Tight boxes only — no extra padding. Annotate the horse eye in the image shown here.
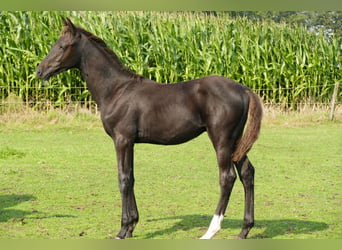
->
[59,45,65,50]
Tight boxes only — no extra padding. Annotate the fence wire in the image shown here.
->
[0,83,340,113]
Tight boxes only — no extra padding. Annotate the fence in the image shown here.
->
[0,85,97,114]
[329,82,340,120]
[1,82,340,118]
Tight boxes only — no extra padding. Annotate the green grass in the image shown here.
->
[0,111,341,239]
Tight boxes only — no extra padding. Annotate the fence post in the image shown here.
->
[329,82,340,121]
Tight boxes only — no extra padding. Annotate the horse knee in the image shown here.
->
[228,169,237,183]
[118,174,135,193]
[237,159,254,184]
[220,167,236,188]
[242,164,254,180]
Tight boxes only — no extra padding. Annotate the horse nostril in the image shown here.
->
[36,69,42,77]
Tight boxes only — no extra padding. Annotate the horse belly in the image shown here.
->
[137,110,205,145]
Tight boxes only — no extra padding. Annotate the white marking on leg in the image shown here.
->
[200,214,224,239]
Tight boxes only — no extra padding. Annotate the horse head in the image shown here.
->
[36,18,82,80]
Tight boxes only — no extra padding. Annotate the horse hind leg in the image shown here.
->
[235,155,255,239]
[200,143,237,239]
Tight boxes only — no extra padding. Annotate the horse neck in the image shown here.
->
[78,37,134,108]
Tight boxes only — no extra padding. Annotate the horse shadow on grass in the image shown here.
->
[143,214,329,239]
[0,194,74,223]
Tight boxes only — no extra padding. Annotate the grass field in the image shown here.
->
[0,110,341,239]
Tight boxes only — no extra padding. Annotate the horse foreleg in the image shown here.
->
[114,137,139,239]
[201,145,236,239]
[235,156,254,239]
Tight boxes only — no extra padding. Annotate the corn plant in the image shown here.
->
[0,11,340,110]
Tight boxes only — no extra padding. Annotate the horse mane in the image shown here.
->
[76,27,143,80]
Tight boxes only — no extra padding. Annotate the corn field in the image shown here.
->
[0,11,341,111]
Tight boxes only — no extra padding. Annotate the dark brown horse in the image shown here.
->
[36,18,262,239]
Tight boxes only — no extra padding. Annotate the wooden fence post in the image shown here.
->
[329,82,340,121]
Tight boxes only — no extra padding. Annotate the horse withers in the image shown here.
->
[36,18,262,239]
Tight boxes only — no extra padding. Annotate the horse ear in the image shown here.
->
[62,17,77,36]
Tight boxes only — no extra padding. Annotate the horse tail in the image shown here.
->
[232,90,263,162]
